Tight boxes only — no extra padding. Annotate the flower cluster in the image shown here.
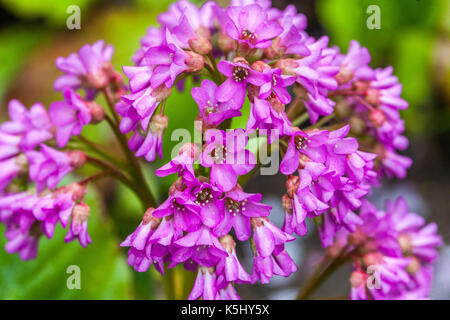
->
[336,198,442,300]
[0,0,441,301]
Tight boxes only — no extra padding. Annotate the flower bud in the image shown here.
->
[282,194,293,213]
[406,257,421,275]
[348,228,368,247]
[362,252,383,267]
[350,270,367,288]
[179,142,200,161]
[251,61,271,73]
[169,178,187,195]
[189,27,212,55]
[185,51,204,72]
[72,203,90,227]
[68,150,87,168]
[285,175,299,197]
[335,66,354,85]
[276,58,299,76]
[149,114,168,134]
[365,88,381,105]
[66,182,87,201]
[264,38,285,60]
[219,234,236,253]
[398,234,413,255]
[86,101,105,123]
[152,85,172,102]
[142,207,161,229]
[369,109,386,127]
[86,65,110,89]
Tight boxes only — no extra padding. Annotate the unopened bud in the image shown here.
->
[285,175,299,197]
[219,234,236,253]
[335,66,354,85]
[232,56,249,66]
[149,114,168,134]
[72,203,90,227]
[185,51,204,72]
[68,150,87,168]
[251,61,271,72]
[365,88,381,106]
[350,270,367,288]
[67,182,87,201]
[362,252,383,267]
[264,38,285,60]
[282,194,293,213]
[169,178,187,195]
[87,67,109,89]
[179,142,199,161]
[189,28,212,55]
[369,109,386,127]
[347,228,368,247]
[152,85,172,102]
[406,257,421,275]
[276,59,299,76]
[398,234,413,255]
[86,101,105,123]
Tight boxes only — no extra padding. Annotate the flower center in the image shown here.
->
[240,29,257,44]
[211,145,228,164]
[171,199,185,212]
[232,66,249,82]
[226,198,247,216]
[204,100,219,116]
[195,188,213,206]
[294,135,309,150]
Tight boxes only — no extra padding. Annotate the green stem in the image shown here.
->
[102,89,156,209]
[296,245,352,300]
[292,112,310,127]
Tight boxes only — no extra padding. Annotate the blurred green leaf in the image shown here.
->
[1,0,95,26]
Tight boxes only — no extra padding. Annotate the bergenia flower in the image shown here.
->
[48,89,93,147]
[224,4,283,49]
[216,59,265,107]
[192,79,242,128]
[54,40,114,99]
[26,145,86,192]
[201,129,255,192]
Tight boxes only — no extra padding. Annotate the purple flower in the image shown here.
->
[172,225,228,267]
[64,203,92,247]
[257,67,296,104]
[156,143,199,183]
[49,89,92,147]
[192,79,242,128]
[377,145,412,179]
[216,234,251,284]
[251,244,297,284]
[0,156,25,193]
[144,29,188,88]
[224,4,283,49]
[201,129,255,192]
[213,186,272,241]
[26,145,85,192]
[54,40,114,99]
[189,267,219,300]
[0,100,53,160]
[246,97,293,143]
[216,59,265,107]
[334,40,374,85]
[128,114,168,162]
[133,27,164,66]
[152,187,202,233]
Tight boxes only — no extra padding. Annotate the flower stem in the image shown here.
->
[102,89,156,209]
[296,246,351,300]
[292,112,310,127]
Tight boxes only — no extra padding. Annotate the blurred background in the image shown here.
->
[0,0,449,299]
